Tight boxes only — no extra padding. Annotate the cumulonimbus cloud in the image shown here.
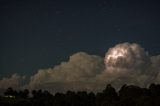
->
[0,43,160,93]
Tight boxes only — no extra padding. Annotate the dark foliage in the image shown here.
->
[0,84,160,106]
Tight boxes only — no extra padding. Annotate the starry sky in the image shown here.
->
[0,0,160,78]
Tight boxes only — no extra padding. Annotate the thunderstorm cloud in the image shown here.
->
[1,43,160,93]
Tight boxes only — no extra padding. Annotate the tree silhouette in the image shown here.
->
[149,83,160,96]
[1,84,160,106]
[4,87,17,97]
[119,84,143,97]
[18,89,29,99]
[96,84,118,106]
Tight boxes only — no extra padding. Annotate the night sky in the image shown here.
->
[1,0,160,78]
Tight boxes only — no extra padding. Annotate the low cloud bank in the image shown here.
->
[0,74,25,89]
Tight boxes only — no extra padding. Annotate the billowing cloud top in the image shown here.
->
[28,52,105,92]
[105,43,151,70]
[0,43,160,93]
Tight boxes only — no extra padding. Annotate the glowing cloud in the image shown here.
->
[105,43,151,69]
[1,42,160,93]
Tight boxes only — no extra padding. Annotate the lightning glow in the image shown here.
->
[105,47,128,66]
[107,48,127,60]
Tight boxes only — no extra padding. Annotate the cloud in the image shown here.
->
[96,43,159,88]
[27,43,160,92]
[0,74,25,89]
[27,52,105,93]
[1,42,160,93]
[105,43,151,70]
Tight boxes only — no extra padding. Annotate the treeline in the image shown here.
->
[0,84,160,106]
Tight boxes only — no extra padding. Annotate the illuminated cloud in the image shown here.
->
[27,52,105,92]
[0,74,25,89]
[97,43,159,88]
[27,43,160,92]
[105,43,151,70]
[1,43,160,93]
